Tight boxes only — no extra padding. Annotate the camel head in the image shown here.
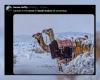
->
[32,33,43,43]
[75,39,81,47]
[42,28,53,36]
[32,32,50,52]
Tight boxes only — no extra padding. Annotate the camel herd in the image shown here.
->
[32,28,94,72]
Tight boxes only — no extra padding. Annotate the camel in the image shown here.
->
[74,39,82,57]
[42,28,74,65]
[73,35,94,57]
[80,35,93,53]
[32,32,63,72]
[32,32,50,52]
[42,28,67,72]
[42,28,73,60]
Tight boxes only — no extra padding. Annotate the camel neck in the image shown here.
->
[49,31,55,42]
[50,37,55,42]
[37,37,50,52]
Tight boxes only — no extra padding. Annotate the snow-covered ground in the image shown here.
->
[13,35,59,74]
[13,32,94,74]
[0,32,98,80]
[13,41,62,74]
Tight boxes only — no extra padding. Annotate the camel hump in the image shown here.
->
[57,39,72,47]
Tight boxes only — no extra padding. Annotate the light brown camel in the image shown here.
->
[32,32,50,52]
[32,32,63,72]
[73,35,94,58]
[74,39,82,57]
[71,36,89,58]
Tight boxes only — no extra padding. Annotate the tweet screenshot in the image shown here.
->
[5,5,95,75]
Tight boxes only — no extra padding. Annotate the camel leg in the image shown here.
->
[89,44,92,51]
[83,45,85,53]
[67,58,70,62]
[72,52,74,59]
[72,49,75,59]
[72,48,76,58]
[59,63,63,72]
[75,47,78,57]
[81,47,83,53]
[89,44,92,52]
[85,45,87,52]
[57,59,63,72]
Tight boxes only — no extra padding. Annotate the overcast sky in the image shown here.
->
[14,14,94,36]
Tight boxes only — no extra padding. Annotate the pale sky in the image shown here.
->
[14,14,94,36]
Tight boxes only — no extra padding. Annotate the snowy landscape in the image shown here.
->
[13,32,94,74]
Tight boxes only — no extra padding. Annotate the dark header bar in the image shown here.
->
[5,5,95,15]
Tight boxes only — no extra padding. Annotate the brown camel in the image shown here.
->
[42,28,67,72]
[42,28,69,60]
[32,32,50,52]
